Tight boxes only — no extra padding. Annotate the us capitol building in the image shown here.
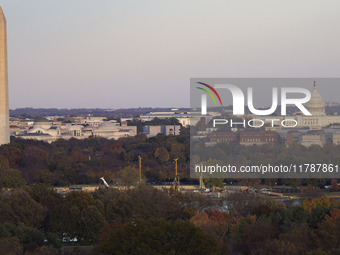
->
[249,83,340,130]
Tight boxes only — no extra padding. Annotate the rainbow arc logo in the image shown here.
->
[196,82,223,106]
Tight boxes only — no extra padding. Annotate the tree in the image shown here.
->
[0,155,9,169]
[170,143,184,159]
[190,210,231,243]
[97,219,170,255]
[31,246,61,255]
[79,205,105,244]
[127,185,184,221]
[302,197,331,213]
[116,166,139,187]
[330,179,339,192]
[0,189,46,228]
[154,147,170,162]
[0,237,23,255]
[48,191,105,244]
[25,184,62,209]
[169,219,219,255]
[97,219,219,255]
[312,208,340,251]
[0,169,26,188]
[205,178,224,189]
[251,239,299,255]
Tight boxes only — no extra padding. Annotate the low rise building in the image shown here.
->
[239,131,279,146]
[300,131,326,147]
[143,125,181,138]
[209,131,237,143]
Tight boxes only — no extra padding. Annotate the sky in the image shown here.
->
[1,0,340,109]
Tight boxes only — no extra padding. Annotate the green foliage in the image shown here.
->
[48,191,105,244]
[154,147,170,162]
[116,166,139,187]
[0,168,26,188]
[95,185,185,225]
[205,178,224,188]
[0,135,339,254]
[0,223,45,253]
[25,184,62,209]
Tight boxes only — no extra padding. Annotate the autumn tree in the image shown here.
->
[0,189,46,228]
[302,197,331,213]
[312,208,340,251]
[330,179,339,192]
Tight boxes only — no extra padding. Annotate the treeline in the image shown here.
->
[9,107,187,118]
[193,140,340,187]
[0,185,339,254]
[0,130,339,188]
[0,130,189,186]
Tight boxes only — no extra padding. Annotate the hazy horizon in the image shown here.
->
[1,0,340,109]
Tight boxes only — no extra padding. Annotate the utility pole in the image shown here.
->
[138,155,142,184]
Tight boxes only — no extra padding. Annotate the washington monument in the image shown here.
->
[0,7,9,145]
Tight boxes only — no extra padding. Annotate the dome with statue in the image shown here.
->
[306,82,325,116]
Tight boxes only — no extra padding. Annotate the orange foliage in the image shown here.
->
[302,196,331,213]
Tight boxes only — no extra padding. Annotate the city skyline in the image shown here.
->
[1,0,340,109]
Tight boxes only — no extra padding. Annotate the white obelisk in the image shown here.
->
[0,7,9,145]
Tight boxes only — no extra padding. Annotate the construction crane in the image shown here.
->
[100,177,109,188]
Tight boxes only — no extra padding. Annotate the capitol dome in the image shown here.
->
[306,83,325,116]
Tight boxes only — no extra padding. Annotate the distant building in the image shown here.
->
[239,131,279,146]
[240,83,340,130]
[86,120,137,139]
[300,131,326,147]
[140,110,201,127]
[16,119,137,143]
[207,130,279,146]
[209,131,237,143]
[143,125,181,138]
[83,116,107,127]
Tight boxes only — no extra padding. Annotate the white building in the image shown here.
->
[83,120,137,139]
[140,111,201,127]
[300,132,327,147]
[16,119,137,143]
[245,83,340,130]
[143,125,181,138]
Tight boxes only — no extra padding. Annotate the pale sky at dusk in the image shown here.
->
[1,0,340,109]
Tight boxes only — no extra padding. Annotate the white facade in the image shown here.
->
[300,133,326,147]
[143,125,181,138]
[16,119,137,143]
[140,111,201,127]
